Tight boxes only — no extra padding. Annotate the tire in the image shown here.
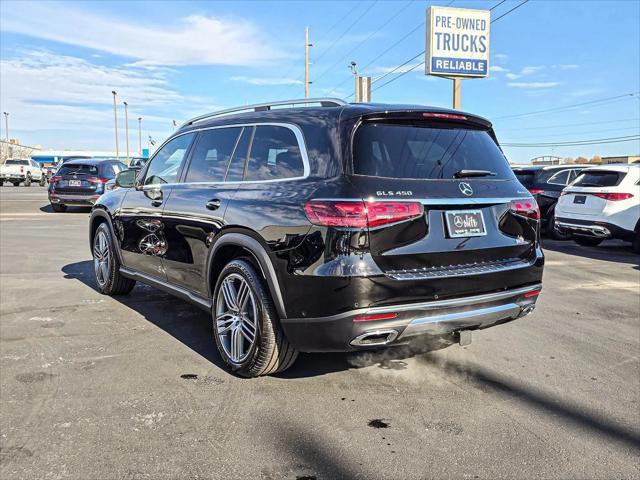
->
[51,203,67,213]
[212,259,298,377]
[573,236,603,247]
[632,232,640,254]
[547,210,570,240]
[93,223,136,295]
[39,176,46,187]
[12,182,20,187]
[0,181,3,186]
[24,174,31,187]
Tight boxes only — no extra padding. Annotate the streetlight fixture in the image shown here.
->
[123,101,130,163]
[2,112,8,142]
[137,117,142,156]
[111,91,119,157]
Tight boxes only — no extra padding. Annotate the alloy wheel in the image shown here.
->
[93,231,110,287]
[215,273,258,364]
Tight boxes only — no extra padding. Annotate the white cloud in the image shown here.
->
[508,82,561,89]
[1,3,285,66]
[551,64,579,69]
[230,76,303,86]
[506,66,544,80]
[494,53,509,61]
[490,65,509,73]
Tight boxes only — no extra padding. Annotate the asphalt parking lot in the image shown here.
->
[1,185,638,480]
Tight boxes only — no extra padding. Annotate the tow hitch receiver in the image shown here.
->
[456,330,472,347]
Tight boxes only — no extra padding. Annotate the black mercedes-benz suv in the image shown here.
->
[89,99,544,377]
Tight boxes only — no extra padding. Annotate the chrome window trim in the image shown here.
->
[153,122,311,185]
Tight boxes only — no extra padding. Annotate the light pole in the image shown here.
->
[123,101,130,163]
[3,112,9,141]
[111,91,119,157]
[137,117,142,156]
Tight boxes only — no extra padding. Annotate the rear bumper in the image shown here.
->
[281,283,542,352]
[555,217,635,241]
[49,193,101,206]
[0,174,26,181]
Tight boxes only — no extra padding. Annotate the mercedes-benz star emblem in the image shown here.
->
[459,182,473,196]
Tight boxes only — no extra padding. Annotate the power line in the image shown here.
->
[490,0,507,11]
[356,0,529,98]
[370,61,424,95]
[492,92,640,120]
[316,0,414,88]
[496,117,640,132]
[501,135,640,147]
[502,125,640,140]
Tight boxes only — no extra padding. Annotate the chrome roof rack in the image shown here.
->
[180,98,348,129]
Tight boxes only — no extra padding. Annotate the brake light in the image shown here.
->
[353,313,398,322]
[591,192,633,201]
[303,200,423,228]
[510,198,540,220]
[422,112,467,120]
[88,177,108,184]
[50,176,62,182]
[20,166,24,173]
[528,189,544,195]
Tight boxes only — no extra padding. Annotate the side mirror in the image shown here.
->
[115,169,137,188]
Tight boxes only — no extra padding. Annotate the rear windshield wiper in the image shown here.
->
[453,169,496,178]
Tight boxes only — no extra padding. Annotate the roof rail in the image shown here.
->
[180,98,348,129]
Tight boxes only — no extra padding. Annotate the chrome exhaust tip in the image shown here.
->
[520,304,536,317]
[350,329,399,347]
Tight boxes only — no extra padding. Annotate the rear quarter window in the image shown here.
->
[244,125,305,181]
[573,170,624,187]
[352,122,513,180]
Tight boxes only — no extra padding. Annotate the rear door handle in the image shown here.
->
[206,199,221,210]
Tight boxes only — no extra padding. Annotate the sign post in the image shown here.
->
[426,6,491,109]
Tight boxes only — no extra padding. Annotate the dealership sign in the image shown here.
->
[426,6,490,77]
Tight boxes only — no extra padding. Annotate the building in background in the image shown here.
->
[531,156,562,165]
[30,150,132,167]
[1,140,40,162]
[600,155,640,164]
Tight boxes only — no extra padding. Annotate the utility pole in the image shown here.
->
[452,78,461,110]
[2,112,8,141]
[111,91,119,158]
[138,117,142,156]
[304,27,312,99]
[123,101,130,163]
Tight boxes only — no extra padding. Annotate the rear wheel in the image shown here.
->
[0,180,3,186]
[12,182,20,187]
[547,210,570,240]
[51,203,66,213]
[632,232,640,254]
[24,174,31,187]
[213,259,298,377]
[93,223,135,295]
[39,175,46,186]
[573,236,603,247]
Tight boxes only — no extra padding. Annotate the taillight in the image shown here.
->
[303,200,423,228]
[528,189,544,195]
[20,166,24,173]
[50,176,62,182]
[591,192,633,201]
[88,177,108,184]
[510,197,540,220]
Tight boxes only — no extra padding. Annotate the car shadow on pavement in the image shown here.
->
[61,260,454,379]
[420,354,640,451]
[61,260,228,371]
[542,239,639,265]
[40,204,92,214]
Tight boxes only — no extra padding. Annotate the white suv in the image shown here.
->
[555,164,640,252]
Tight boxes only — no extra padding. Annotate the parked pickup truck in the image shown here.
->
[0,159,46,186]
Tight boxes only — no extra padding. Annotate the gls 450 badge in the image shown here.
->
[376,190,413,197]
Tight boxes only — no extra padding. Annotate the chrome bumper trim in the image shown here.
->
[555,221,610,238]
[385,257,533,281]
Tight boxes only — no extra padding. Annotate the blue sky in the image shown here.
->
[0,0,638,163]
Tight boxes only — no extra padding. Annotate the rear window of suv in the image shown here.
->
[573,170,624,187]
[513,170,535,187]
[57,164,98,175]
[353,122,513,180]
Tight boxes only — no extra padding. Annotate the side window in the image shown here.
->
[569,169,581,183]
[547,170,570,185]
[144,133,195,185]
[185,127,242,183]
[225,127,252,182]
[245,125,304,181]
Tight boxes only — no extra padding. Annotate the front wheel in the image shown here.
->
[573,236,603,247]
[93,223,136,295]
[213,259,298,377]
[24,174,31,187]
[39,176,46,186]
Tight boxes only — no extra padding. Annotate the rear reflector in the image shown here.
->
[524,289,541,298]
[304,200,423,228]
[422,112,468,120]
[510,197,540,220]
[591,192,633,201]
[353,313,398,322]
